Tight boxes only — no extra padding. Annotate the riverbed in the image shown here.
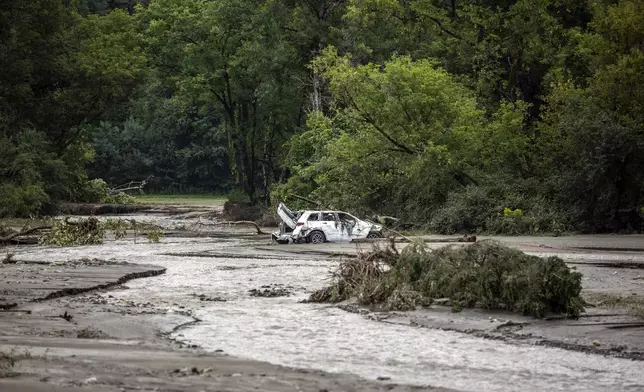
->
[9,215,644,392]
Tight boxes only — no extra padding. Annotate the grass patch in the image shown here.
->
[310,240,585,318]
[133,194,227,205]
[584,292,644,319]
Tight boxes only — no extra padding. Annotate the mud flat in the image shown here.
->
[0,258,448,392]
[3,213,644,391]
[57,201,221,217]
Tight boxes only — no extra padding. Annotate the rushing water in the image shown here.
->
[11,219,644,392]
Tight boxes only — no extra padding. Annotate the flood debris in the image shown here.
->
[272,202,384,244]
[309,240,585,318]
[249,285,294,297]
[190,293,227,302]
[172,367,209,377]
[2,253,16,264]
[108,176,151,196]
[50,258,124,268]
[59,311,73,322]
[0,348,23,378]
[194,219,267,235]
[0,225,52,245]
[0,217,166,247]
[76,327,112,339]
[40,218,104,246]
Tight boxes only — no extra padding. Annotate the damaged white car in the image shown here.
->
[272,203,384,244]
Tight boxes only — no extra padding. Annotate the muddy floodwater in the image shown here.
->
[10,215,644,392]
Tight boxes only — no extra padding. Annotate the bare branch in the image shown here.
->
[196,220,267,235]
[0,226,51,245]
[425,15,473,44]
[343,90,416,154]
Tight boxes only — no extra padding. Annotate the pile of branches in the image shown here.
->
[1,218,164,247]
[310,240,584,318]
[40,218,164,246]
[40,218,105,246]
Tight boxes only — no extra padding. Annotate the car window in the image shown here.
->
[322,212,336,222]
[338,213,355,222]
[307,212,320,221]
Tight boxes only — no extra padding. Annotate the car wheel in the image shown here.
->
[309,231,326,244]
[367,232,383,239]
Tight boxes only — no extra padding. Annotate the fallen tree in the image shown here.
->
[40,218,106,246]
[194,219,267,235]
[0,226,52,245]
[310,240,584,318]
[1,218,165,247]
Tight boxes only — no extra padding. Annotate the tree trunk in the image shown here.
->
[234,101,257,205]
[312,70,322,112]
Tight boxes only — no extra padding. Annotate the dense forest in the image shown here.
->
[1,0,642,233]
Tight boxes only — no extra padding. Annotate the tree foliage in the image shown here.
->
[1,0,642,233]
[310,241,585,318]
[278,0,644,233]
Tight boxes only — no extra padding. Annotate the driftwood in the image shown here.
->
[423,235,477,243]
[196,219,267,235]
[0,226,51,245]
[108,175,152,195]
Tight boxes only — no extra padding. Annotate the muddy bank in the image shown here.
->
[0,257,448,392]
[57,202,219,216]
[5,216,644,391]
[0,260,166,309]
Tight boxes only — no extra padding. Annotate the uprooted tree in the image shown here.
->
[310,241,585,318]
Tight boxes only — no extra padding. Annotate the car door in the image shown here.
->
[320,212,342,242]
[338,212,373,239]
[304,211,322,233]
[337,212,359,239]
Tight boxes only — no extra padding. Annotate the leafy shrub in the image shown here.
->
[429,183,573,235]
[79,178,137,204]
[429,185,498,234]
[485,208,531,235]
[146,228,164,243]
[102,191,136,204]
[310,241,584,318]
[0,183,48,218]
[81,179,110,203]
